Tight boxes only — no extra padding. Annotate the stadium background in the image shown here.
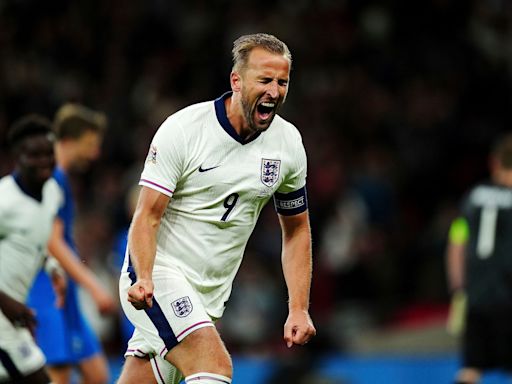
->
[1,0,512,382]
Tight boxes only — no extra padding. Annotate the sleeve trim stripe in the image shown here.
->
[139,179,174,196]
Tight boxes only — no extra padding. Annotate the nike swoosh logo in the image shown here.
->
[198,165,220,172]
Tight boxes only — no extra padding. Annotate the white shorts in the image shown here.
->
[119,266,214,382]
[0,313,46,381]
[125,329,184,384]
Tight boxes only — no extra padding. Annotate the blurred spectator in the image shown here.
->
[1,0,512,362]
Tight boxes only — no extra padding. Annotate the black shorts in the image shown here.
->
[463,306,512,370]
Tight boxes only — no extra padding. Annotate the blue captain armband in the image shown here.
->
[273,186,308,216]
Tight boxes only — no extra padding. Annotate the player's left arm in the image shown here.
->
[445,216,469,335]
[446,216,469,293]
[279,210,316,348]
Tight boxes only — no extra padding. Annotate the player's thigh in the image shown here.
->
[117,356,157,384]
[165,326,232,378]
[0,367,51,384]
[78,353,110,384]
[22,368,52,384]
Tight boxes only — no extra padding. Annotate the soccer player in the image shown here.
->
[0,115,63,383]
[446,133,512,384]
[117,33,316,384]
[27,104,116,384]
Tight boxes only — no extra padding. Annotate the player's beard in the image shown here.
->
[240,88,277,135]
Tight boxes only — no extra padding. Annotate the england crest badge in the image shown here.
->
[261,158,281,187]
[171,296,193,318]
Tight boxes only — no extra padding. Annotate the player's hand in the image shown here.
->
[127,278,154,310]
[447,289,467,336]
[50,269,67,308]
[283,309,316,348]
[91,286,118,315]
[0,292,37,336]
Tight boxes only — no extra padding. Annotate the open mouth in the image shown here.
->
[256,101,276,121]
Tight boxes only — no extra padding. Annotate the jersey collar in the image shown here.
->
[12,171,43,202]
[214,92,263,145]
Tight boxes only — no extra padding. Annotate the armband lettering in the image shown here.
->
[273,186,308,216]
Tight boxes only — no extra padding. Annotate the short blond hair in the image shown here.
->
[54,103,107,139]
[232,33,292,73]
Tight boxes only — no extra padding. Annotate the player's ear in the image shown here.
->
[230,71,241,92]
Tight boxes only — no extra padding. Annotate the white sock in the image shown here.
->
[185,372,232,383]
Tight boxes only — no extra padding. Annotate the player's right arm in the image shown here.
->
[48,218,117,314]
[127,186,170,310]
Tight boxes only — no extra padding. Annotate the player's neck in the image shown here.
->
[224,95,256,141]
[54,142,72,173]
[13,170,43,200]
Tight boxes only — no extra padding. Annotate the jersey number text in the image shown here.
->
[221,193,239,221]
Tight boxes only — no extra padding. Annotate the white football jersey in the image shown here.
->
[0,175,62,304]
[133,92,308,318]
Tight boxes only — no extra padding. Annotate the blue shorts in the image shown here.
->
[27,270,102,365]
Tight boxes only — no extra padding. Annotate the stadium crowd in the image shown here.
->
[1,0,512,364]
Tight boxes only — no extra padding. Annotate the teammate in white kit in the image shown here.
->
[0,115,63,383]
[118,33,316,384]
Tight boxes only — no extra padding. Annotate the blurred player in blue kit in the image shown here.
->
[118,33,316,384]
[27,104,116,384]
[0,115,64,383]
[446,134,512,384]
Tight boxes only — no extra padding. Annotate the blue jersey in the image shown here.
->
[53,167,76,249]
[27,167,101,365]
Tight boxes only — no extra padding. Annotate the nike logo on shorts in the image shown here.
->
[198,165,220,172]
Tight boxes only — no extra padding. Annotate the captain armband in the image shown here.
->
[273,186,308,216]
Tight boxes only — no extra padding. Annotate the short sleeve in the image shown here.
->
[276,134,307,194]
[274,129,308,215]
[139,117,186,197]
